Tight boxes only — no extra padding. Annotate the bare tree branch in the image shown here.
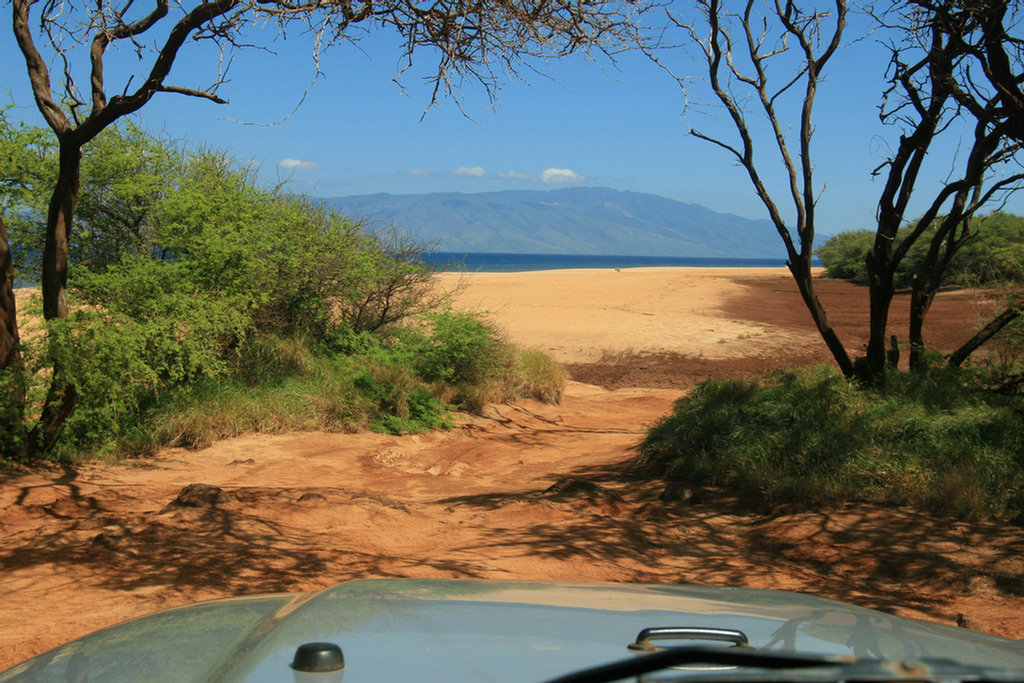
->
[156,85,231,103]
[948,299,1021,368]
[12,0,72,134]
[658,0,1023,380]
[658,0,853,376]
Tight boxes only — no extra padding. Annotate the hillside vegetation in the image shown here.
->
[2,121,565,461]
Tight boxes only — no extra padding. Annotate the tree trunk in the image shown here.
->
[864,250,897,380]
[29,139,83,456]
[32,373,79,455]
[908,256,952,370]
[0,214,26,460]
[0,215,21,372]
[908,276,937,370]
[787,258,855,377]
[42,139,81,320]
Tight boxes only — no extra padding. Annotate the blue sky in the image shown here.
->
[3,5,1023,241]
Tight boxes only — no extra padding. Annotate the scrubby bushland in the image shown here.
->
[3,125,565,460]
[817,212,1024,288]
[639,365,1024,520]
[140,311,565,449]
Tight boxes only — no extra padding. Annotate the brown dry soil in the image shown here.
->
[3,276,1024,670]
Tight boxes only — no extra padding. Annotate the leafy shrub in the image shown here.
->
[353,357,453,435]
[640,365,1024,519]
[406,309,567,412]
[815,230,874,280]
[414,310,505,386]
[817,212,1024,287]
[4,123,567,460]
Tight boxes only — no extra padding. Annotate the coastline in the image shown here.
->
[424,251,794,272]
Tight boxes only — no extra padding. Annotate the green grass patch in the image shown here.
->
[639,365,1024,519]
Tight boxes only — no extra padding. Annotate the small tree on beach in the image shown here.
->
[2,0,649,458]
[653,0,1024,381]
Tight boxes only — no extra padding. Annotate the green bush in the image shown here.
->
[408,310,567,411]
[4,123,568,460]
[817,212,1024,287]
[412,311,499,383]
[815,229,874,280]
[353,357,454,435]
[640,365,1024,519]
[507,348,569,403]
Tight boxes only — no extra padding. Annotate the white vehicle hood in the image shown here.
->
[4,579,1024,683]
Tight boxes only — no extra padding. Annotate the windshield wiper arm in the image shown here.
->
[541,647,851,683]
[539,646,1024,683]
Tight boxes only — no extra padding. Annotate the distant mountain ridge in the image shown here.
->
[321,187,784,259]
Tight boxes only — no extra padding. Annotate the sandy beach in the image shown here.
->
[437,267,818,364]
[437,265,990,386]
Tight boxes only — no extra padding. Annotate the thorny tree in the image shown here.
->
[658,0,1024,381]
[2,0,648,457]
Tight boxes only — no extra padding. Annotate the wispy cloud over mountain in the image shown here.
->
[399,165,588,185]
[540,168,585,184]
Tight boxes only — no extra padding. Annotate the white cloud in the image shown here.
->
[453,166,487,177]
[500,170,534,181]
[540,168,585,184]
[409,168,433,176]
[278,158,320,171]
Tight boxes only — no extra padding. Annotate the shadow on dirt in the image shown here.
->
[5,443,1023,636]
[436,459,1024,623]
[1,477,490,596]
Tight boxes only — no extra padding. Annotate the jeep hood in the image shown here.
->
[4,579,1024,683]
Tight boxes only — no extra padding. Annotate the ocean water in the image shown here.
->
[424,252,794,273]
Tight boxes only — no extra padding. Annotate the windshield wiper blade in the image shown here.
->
[540,646,1023,683]
[541,647,851,683]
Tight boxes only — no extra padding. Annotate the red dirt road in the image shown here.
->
[2,274,1022,671]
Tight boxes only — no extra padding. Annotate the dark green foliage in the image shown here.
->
[0,367,28,459]
[640,366,1024,519]
[946,212,1024,287]
[814,230,874,280]
[817,213,1024,287]
[355,368,453,435]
